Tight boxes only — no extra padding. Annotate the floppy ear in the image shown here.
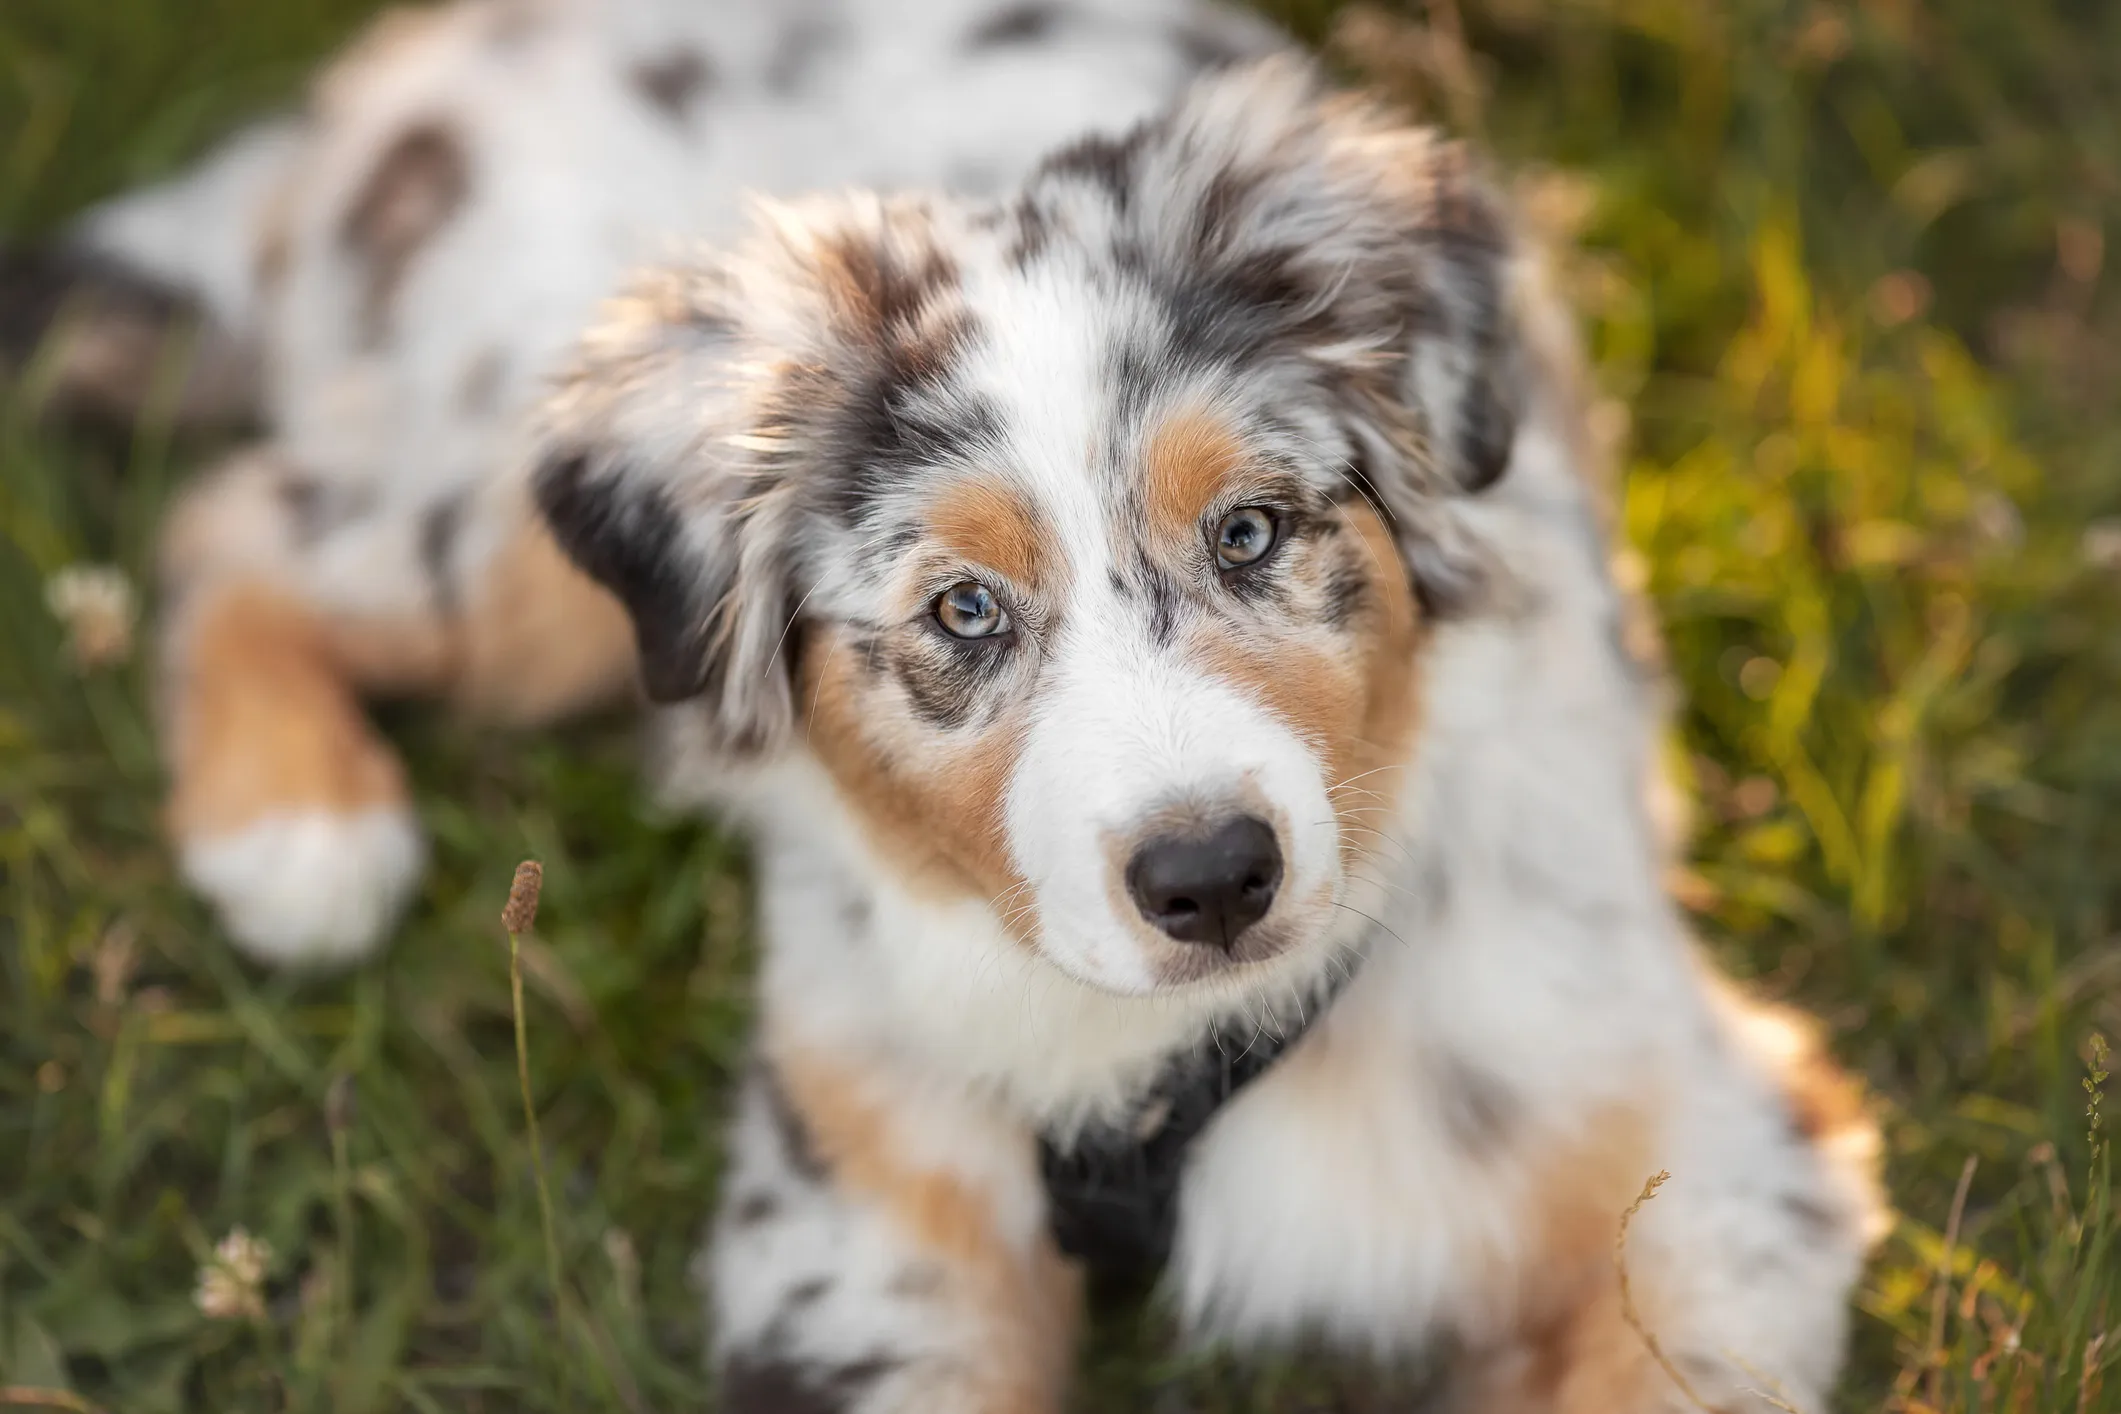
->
[532,265,804,754]
[533,193,970,755]
[1113,56,1525,610]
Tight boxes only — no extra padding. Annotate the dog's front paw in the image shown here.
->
[180,805,425,967]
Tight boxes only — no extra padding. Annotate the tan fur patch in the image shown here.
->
[1188,501,1423,858]
[1778,1023,1872,1148]
[799,627,1030,915]
[927,478,1057,594]
[773,1046,1077,1413]
[1462,1105,1674,1414]
[1144,407,1245,544]
[454,513,637,724]
[167,586,415,840]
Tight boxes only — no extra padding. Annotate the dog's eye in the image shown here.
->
[1214,507,1279,570]
[934,582,1010,639]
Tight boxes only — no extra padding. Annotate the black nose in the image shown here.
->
[1125,815,1283,950]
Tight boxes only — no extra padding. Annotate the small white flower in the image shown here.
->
[44,563,137,669]
[2082,519,2121,572]
[194,1226,273,1320]
[1968,492,2024,550]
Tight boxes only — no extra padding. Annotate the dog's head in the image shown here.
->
[537,58,1522,995]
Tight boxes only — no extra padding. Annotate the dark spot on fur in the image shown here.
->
[533,450,708,703]
[1141,565,1182,648]
[1220,557,1290,612]
[1438,1056,1517,1154]
[783,1277,831,1311]
[889,633,1011,731]
[1157,249,1321,371]
[1040,129,1144,216]
[1170,15,1268,71]
[1193,165,1268,258]
[457,347,507,415]
[279,472,375,544]
[1006,195,1053,269]
[632,49,713,121]
[965,2,1066,48]
[838,891,873,936]
[793,227,994,523]
[1780,1191,1839,1243]
[766,14,840,94]
[340,123,471,348]
[817,227,962,348]
[729,1190,782,1227]
[1322,557,1370,630]
[420,491,468,614]
[277,474,332,543]
[752,1058,828,1184]
[720,1354,897,1414]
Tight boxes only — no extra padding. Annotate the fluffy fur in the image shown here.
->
[539,59,1887,1411]
[12,2,1887,1409]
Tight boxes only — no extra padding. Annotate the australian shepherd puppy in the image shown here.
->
[11,1,1885,1409]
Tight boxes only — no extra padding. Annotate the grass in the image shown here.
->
[2,0,2118,1409]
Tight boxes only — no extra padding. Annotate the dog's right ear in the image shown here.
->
[538,191,976,755]
[532,266,804,756]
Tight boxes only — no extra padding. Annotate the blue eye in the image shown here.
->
[1214,507,1278,569]
[934,582,1010,639]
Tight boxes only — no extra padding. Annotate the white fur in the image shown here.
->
[179,807,425,966]
[685,276,1884,1407]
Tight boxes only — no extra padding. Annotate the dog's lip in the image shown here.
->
[1045,904,1334,997]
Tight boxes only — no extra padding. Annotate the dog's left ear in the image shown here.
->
[1097,56,1525,610]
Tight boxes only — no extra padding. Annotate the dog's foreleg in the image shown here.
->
[707,1046,1080,1414]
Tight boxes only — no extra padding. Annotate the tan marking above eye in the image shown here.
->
[1144,407,1245,545]
[927,478,1057,595]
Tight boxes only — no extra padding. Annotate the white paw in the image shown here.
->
[181,806,425,966]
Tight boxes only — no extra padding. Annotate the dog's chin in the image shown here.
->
[1034,909,1333,1000]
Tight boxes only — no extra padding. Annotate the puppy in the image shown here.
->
[11,2,1885,1406]
[534,54,1887,1414]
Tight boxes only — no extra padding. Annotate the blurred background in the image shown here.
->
[2,1,2117,1409]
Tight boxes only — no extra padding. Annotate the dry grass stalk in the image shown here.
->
[503,859,568,1410]
[1922,1155,1981,1410]
[1614,1170,1718,1412]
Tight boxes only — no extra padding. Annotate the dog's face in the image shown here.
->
[538,59,1520,994]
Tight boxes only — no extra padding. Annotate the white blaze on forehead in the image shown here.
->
[952,247,1349,993]
[955,251,1120,571]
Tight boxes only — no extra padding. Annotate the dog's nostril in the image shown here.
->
[1125,815,1283,952]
